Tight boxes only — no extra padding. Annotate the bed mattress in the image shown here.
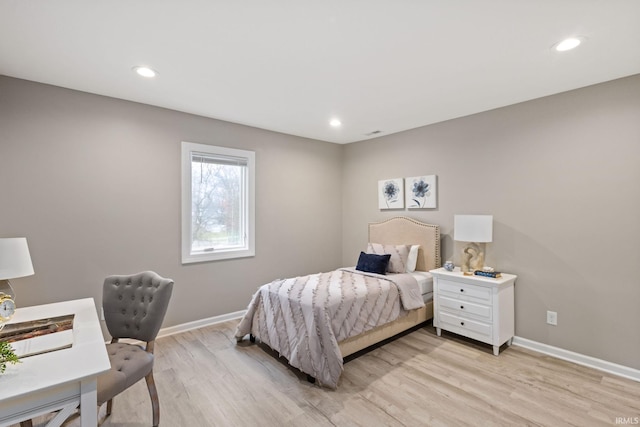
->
[411,271,433,294]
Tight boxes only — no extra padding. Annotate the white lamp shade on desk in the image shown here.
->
[0,237,35,280]
[454,215,493,243]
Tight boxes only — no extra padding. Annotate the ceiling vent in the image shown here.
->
[365,130,383,136]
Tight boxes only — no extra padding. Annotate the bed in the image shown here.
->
[235,216,441,388]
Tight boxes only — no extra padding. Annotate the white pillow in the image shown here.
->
[367,243,411,273]
[406,245,420,273]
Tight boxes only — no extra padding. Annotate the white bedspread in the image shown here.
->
[235,268,423,388]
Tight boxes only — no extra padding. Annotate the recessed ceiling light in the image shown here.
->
[133,66,157,78]
[329,118,342,127]
[554,37,582,52]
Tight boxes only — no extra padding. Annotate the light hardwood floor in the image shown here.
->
[24,319,640,426]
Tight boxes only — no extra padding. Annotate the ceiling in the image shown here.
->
[1,1,639,144]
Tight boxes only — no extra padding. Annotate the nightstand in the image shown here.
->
[430,268,516,355]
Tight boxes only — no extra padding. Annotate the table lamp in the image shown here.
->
[454,215,493,274]
[0,238,35,325]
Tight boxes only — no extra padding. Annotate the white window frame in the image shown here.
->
[181,141,255,264]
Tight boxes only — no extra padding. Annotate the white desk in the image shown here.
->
[0,298,110,427]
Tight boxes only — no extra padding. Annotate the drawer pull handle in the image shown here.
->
[460,305,464,309]
[460,289,464,293]
[460,321,465,326]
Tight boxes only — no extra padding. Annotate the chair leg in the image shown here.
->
[145,370,160,427]
[106,398,113,417]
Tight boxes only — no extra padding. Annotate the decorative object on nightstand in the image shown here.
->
[443,261,455,271]
[454,215,493,274]
[474,270,502,278]
[0,238,35,329]
[430,268,516,356]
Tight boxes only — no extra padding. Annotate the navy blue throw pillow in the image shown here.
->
[356,252,391,275]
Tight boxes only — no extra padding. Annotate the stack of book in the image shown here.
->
[474,270,502,278]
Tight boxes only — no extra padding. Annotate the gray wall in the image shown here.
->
[2,73,639,371]
[342,74,640,369]
[0,76,343,328]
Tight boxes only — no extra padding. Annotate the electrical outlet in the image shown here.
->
[546,310,558,326]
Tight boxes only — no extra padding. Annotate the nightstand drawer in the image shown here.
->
[439,311,492,339]
[438,295,492,320]
[438,279,491,302]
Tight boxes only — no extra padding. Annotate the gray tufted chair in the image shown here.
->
[97,271,174,427]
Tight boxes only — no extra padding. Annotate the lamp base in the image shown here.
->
[0,280,16,331]
[460,242,486,273]
[0,279,16,300]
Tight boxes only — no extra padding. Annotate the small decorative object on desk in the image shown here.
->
[444,261,454,271]
[0,341,20,373]
[474,270,502,278]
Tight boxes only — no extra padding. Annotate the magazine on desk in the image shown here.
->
[0,314,75,358]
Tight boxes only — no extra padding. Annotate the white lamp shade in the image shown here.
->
[454,215,493,243]
[0,238,35,280]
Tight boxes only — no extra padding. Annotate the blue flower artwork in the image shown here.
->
[378,178,404,209]
[406,175,437,208]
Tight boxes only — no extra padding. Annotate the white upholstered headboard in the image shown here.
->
[368,217,441,272]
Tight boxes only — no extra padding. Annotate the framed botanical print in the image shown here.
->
[378,178,404,209]
[406,175,437,209]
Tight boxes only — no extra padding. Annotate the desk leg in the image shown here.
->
[79,378,98,427]
[45,403,78,427]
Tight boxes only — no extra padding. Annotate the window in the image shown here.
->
[181,141,255,263]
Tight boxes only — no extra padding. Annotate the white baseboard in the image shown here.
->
[512,336,640,383]
[157,310,247,339]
